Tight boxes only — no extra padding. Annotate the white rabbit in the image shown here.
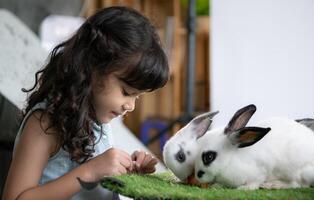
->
[162,111,218,181]
[195,104,314,189]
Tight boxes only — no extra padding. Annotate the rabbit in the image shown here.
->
[162,111,218,182]
[194,104,314,190]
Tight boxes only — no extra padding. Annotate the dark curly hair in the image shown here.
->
[22,6,169,163]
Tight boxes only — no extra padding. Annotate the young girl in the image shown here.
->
[3,6,169,200]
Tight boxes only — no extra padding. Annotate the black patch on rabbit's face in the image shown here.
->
[202,151,217,166]
[175,148,186,163]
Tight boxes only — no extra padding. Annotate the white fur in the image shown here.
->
[163,124,200,181]
[163,111,218,181]
[195,117,314,189]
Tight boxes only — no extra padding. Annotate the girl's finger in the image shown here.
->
[117,165,127,175]
[134,151,146,167]
[145,157,158,168]
[120,149,133,163]
[119,155,133,170]
[142,166,156,174]
[117,150,134,171]
[142,153,155,167]
[131,150,139,160]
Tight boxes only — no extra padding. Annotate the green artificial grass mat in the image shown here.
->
[99,172,314,200]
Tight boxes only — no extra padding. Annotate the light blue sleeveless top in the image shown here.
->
[14,101,119,200]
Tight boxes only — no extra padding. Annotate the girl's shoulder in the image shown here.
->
[17,110,60,157]
[7,110,61,197]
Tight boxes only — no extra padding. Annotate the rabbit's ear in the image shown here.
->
[191,111,219,138]
[228,127,271,148]
[296,118,314,132]
[224,104,256,135]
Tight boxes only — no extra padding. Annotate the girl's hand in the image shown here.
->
[86,148,133,181]
[131,150,158,174]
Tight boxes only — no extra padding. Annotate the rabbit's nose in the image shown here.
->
[197,170,205,178]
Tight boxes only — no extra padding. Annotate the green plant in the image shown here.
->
[181,0,210,16]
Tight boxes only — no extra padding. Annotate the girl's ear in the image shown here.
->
[228,127,271,148]
[224,104,256,135]
[191,111,219,138]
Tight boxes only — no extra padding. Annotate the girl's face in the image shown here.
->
[92,73,144,123]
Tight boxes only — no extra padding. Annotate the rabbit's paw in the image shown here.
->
[260,181,292,189]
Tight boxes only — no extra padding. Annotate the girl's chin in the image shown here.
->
[97,112,119,123]
[97,115,113,124]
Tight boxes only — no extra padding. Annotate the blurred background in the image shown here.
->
[1,0,314,196]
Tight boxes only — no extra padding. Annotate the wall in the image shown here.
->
[210,0,314,127]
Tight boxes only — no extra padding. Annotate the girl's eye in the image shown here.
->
[122,88,131,96]
[122,88,140,99]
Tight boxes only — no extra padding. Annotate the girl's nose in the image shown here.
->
[123,99,135,112]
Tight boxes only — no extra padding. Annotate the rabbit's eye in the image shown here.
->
[202,151,217,166]
[175,149,186,163]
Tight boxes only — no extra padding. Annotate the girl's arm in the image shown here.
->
[3,111,133,200]
[2,112,93,200]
